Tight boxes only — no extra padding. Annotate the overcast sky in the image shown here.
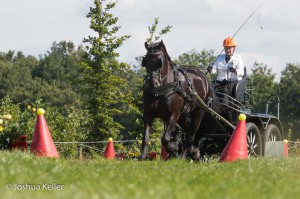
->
[1,0,300,81]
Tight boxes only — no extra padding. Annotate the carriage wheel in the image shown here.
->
[246,122,262,157]
[265,124,282,142]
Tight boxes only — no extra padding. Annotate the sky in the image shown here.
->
[1,0,300,82]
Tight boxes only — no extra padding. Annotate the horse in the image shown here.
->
[140,40,212,160]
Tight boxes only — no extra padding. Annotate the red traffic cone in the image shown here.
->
[103,138,115,159]
[219,113,248,162]
[161,145,169,160]
[31,109,59,158]
[283,139,288,157]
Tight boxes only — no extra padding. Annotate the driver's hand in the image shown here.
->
[228,67,236,73]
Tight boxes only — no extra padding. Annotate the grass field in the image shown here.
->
[1,151,300,199]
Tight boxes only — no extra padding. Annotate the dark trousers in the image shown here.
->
[213,80,239,123]
[213,80,238,100]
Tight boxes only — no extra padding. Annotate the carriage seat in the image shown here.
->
[232,78,246,102]
[232,66,247,104]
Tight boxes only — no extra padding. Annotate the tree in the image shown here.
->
[174,49,216,68]
[146,17,172,44]
[173,49,216,81]
[81,0,131,140]
[32,41,85,110]
[0,51,39,103]
[114,65,144,140]
[278,63,300,139]
[248,62,277,113]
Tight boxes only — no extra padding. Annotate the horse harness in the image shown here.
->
[143,61,235,129]
[143,62,194,102]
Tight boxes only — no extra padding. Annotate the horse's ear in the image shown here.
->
[144,42,149,50]
[159,40,165,49]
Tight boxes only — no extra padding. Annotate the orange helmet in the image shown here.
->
[223,37,237,47]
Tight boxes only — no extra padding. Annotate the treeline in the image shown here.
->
[0,42,84,109]
[1,42,299,141]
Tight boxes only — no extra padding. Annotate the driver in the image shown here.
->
[207,37,244,98]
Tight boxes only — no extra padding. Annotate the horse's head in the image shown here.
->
[142,40,170,88]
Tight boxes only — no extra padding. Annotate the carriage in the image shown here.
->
[140,40,284,160]
[196,71,284,157]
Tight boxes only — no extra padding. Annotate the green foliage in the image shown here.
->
[0,96,90,158]
[0,42,85,111]
[173,49,217,79]
[41,107,90,158]
[146,17,172,44]
[248,62,277,112]
[278,63,300,139]
[81,0,131,140]
[32,41,85,110]
[174,49,216,68]
[0,51,39,103]
[115,68,144,140]
[0,96,36,149]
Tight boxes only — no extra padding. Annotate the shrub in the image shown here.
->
[0,96,91,158]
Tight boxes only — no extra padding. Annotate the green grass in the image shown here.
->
[1,151,300,199]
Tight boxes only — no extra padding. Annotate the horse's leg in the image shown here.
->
[140,115,153,160]
[162,114,180,154]
[184,109,206,160]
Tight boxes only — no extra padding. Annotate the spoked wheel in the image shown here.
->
[246,122,262,157]
[265,124,282,142]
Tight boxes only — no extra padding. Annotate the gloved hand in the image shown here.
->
[207,66,213,73]
[228,67,236,73]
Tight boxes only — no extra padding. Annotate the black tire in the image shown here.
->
[246,122,262,157]
[265,124,282,142]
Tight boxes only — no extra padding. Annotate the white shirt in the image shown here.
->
[211,54,244,81]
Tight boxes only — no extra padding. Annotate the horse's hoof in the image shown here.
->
[188,146,201,161]
[192,153,201,161]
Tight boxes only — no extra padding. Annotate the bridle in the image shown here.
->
[142,42,193,100]
[143,50,176,87]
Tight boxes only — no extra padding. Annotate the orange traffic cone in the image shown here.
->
[103,138,115,159]
[283,139,288,157]
[161,145,169,160]
[219,113,248,162]
[31,108,59,158]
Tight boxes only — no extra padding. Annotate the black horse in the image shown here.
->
[140,40,212,160]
